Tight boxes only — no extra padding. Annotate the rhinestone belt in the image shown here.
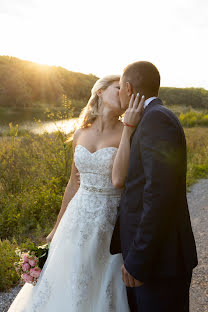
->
[81,184,122,196]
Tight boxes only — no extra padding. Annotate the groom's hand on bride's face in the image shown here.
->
[121,264,144,288]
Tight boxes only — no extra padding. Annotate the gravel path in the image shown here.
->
[0,284,22,312]
[1,179,208,312]
[189,179,208,312]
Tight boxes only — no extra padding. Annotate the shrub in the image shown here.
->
[179,111,208,127]
[0,132,73,243]
[185,127,208,186]
[0,238,33,291]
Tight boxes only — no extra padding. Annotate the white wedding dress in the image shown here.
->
[8,144,130,312]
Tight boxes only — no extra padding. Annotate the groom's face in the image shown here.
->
[119,75,130,111]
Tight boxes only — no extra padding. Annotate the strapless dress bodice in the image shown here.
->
[74,145,123,196]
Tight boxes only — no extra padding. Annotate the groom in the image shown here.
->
[110,61,198,312]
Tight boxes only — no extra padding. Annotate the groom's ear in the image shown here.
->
[126,82,133,97]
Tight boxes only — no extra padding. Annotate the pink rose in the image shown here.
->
[23,253,30,263]
[22,273,34,283]
[28,258,38,267]
[30,267,41,278]
[22,262,31,272]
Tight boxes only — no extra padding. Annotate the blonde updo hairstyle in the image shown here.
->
[65,75,120,143]
[78,74,120,129]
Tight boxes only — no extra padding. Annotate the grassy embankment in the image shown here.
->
[0,128,73,291]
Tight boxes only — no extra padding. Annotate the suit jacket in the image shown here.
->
[110,98,198,283]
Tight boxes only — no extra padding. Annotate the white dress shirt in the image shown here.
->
[144,96,157,109]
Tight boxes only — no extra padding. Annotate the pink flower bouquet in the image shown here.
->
[14,243,49,286]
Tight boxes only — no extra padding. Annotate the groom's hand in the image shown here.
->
[121,264,144,287]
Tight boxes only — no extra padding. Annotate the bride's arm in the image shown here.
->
[112,126,135,189]
[112,94,145,189]
[46,130,81,242]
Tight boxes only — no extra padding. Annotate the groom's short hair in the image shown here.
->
[123,61,160,97]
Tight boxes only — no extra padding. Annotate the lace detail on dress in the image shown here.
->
[70,264,93,309]
[54,144,123,249]
[74,145,120,188]
[31,278,52,312]
[7,144,130,312]
[106,281,115,312]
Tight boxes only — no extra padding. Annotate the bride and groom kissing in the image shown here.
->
[8,61,198,312]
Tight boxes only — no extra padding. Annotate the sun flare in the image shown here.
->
[0,0,208,89]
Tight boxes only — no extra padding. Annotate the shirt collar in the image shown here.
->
[144,96,157,109]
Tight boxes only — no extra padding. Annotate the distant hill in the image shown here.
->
[0,56,208,112]
[0,56,98,110]
[159,87,208,109]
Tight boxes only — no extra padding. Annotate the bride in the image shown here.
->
[8,74,144,312]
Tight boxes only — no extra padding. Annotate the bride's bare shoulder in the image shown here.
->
[73,128,82,139]
[73,127,88,146]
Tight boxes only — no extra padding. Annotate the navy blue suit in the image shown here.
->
[110,99,198,311]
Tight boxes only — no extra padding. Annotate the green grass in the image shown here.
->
[166,104,201,115]
[166,105,208,127]
[0,130,73,291]
[0,238,34,291]
[180,111,208,127]
[0,131,73,243]
[185,127,208,186]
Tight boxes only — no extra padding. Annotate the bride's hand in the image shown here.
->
[123,93,145,129]
[46,228,56,243]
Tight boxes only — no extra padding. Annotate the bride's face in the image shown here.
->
[99,81,124,115]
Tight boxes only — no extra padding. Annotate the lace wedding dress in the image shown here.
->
[8,144,130,312]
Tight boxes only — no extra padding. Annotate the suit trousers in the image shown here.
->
[126,272,192,312]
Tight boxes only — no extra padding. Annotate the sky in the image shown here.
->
[0,0,208,89]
